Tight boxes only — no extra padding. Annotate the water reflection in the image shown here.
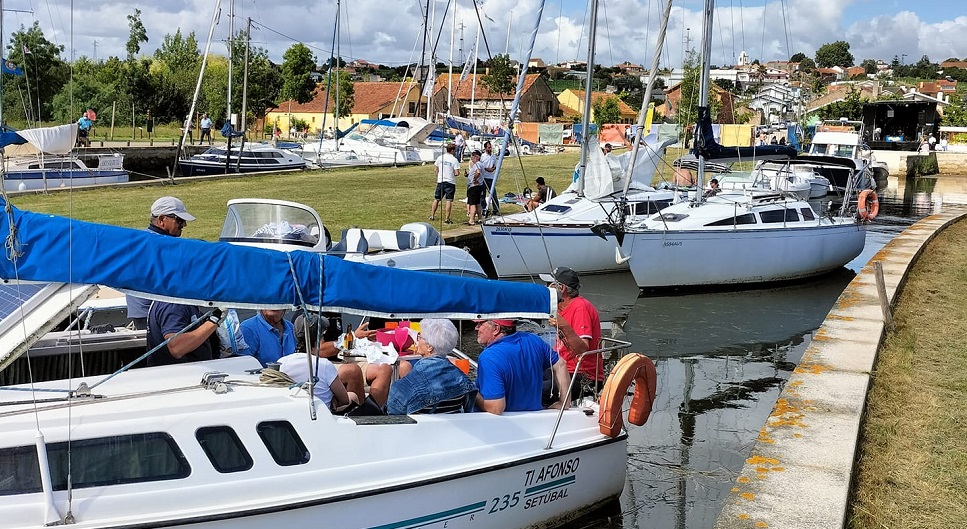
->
[574,175,960,528]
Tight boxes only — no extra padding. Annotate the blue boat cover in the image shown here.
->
[0,125,27,149]
[695,107,797,162]
[0,203,552,319]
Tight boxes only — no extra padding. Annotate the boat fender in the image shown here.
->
[598,353,658,438]
[857,189,879,221]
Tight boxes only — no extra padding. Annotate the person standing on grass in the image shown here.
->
[429,143,460,224]
[479,141,499,216]
[466,150,485,225]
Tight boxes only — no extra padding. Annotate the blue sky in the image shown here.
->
[6,0,965,70]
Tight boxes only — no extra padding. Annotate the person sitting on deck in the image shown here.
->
[525,177,556,212]
[277,352,359,411]
[294,313,411,408]
[386,319,475,414]
[704,178,721,198]
[474,318,570,415]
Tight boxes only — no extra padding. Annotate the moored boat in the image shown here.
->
[178,142,307,176]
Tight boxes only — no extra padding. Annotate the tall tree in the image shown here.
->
[3,22,68,124]
[126,9,148,59]
[815,41,854,68]
[860,59,878,75]
[790,52,807,63]
[229,31,282,126]
[481,54,515,98]
[281,43,318,104]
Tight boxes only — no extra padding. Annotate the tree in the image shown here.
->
[126,9,148,59]
[3,22,68,124]
[713,78,736,92]
[860,59,878,75]
[592,96,621,127]
[331,70,354,119]
[799,57,816,72]
[815,41,854,68]
[281,43,317,105]
[816,85,866,121]
[481,54,515,98]
[943,95,967,126]
[790,52,807,63]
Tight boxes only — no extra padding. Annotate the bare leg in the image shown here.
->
[429,199,440,220]
[337,363,365,399]
[444,200,453,221]
[366,363,395,406]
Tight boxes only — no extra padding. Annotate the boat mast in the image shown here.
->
[224,0,236,174]
[574,0,599,197]
[235,16,251,173]
[622,0,674,196]
[447,0,456,114]
[694,0,714,204]
[334,0,341,152]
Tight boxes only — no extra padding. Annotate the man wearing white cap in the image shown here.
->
[126,196,197,329]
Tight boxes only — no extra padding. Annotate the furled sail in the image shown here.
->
[0,203,552,319]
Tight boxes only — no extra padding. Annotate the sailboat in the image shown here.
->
[0,193,658,528]
[615,0,868,290]
[177,0,306,177]
[481,0,676,278]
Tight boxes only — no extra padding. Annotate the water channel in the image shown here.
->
[570,175,967,529]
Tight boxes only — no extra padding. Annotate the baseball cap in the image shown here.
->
[473,319,516,326]
[539,266,581,290]
[151,196,196,222]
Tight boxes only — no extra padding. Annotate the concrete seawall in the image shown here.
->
[714,210,967,529]
[874,150,967,176]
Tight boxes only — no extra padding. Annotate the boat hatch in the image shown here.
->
[0,283,98,371]
[655,212,689,222]
[542,204,572,214]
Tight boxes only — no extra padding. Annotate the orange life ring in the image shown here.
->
[857,189,879,221]
[598,353,658,438]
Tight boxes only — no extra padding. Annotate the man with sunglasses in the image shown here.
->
[126,197,196,329]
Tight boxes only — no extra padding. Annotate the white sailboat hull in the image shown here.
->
[621,220,866,288]
[1,357,626,529]
[483,222,627,277]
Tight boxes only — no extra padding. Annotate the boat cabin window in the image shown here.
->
[257,421,310,466]
[704,213,757,227]
[196,426,253,473]
[626,199,672,216]
[0,433,189,496]
[759,209,800,223]
[832,145,855,158]
[220,202,322,247]
[800,207,816,221]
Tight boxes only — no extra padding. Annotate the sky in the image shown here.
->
[4,0,964,72]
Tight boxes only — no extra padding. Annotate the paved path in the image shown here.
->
[713,210,967,529]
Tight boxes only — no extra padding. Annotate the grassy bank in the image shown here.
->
[848,219,967,528]
[10,151,584,241]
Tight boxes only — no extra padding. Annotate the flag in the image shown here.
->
[21,45,31,55]
[422,76,435,98]
[460,38,477,81]
[1,59,23,76]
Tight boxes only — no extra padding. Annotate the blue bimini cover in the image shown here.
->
[0,203,552,320]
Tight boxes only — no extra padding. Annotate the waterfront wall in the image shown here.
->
[713,210,967,529]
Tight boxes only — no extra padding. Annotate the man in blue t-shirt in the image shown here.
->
[474,319,570,414]
[240,309,296,366]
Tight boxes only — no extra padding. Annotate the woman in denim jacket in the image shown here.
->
[387,319,475,414]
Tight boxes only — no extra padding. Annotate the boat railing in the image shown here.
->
[545,336,632,449]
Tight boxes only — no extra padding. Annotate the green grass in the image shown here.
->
[848,219,967,529]
[9,151,585,240]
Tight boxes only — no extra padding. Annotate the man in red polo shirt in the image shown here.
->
[541,267,603,401]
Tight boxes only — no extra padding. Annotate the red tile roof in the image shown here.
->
[272,82,420,115]
[433,73,542,100]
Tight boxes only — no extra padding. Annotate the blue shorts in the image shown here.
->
[434,182,456,200]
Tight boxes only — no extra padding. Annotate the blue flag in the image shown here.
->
[2,58,23,76]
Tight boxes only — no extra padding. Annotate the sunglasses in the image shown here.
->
[166,215,187,227]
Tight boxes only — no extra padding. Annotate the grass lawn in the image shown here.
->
[9,150,586,241]
[848,218,967,528]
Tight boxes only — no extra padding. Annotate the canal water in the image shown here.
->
[572,176,967,529]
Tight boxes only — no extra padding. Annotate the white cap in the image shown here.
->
[150,196,196,221]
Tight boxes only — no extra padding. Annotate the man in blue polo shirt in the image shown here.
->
[474,319,570,414]
[240,309,296,366]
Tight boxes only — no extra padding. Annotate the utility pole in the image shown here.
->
[93,39,97,62]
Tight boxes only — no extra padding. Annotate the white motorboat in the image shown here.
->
[178,142,307,176]
[719,160,829,200]
[299,118,438,166]
[805,120,889,191]
[482,137,674,278]
[219,198,488,279]
[0,196,659,529]
[617,0,867,291]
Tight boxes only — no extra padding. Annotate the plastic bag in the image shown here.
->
[356,338,399,365]
[216,309,249,357]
